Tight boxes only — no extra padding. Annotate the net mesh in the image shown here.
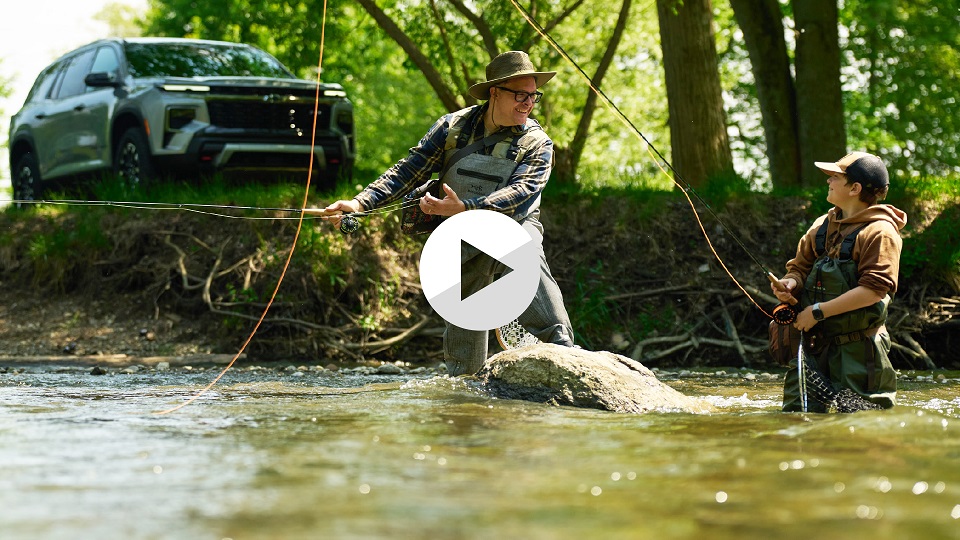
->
[799,354,883,413]
[495,319,541,350]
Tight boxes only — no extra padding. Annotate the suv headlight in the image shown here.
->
[166,107,198,131]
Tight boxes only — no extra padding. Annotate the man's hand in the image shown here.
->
[303,199,362,228]
[420,183,466,217]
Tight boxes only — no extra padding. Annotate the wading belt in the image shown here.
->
[825,326,884,391]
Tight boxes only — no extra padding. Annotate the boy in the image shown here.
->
[771,152,908,411]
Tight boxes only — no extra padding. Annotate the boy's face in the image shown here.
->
[825,173,859,206]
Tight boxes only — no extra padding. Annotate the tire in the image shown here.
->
[113,127,157,189]
[12,153,42,208]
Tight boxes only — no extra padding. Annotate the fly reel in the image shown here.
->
[339,214,360,235]
[772,303,798,325]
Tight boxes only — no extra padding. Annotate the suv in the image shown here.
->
[8,38,355,200]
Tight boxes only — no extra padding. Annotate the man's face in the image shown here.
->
[491,76,539,126]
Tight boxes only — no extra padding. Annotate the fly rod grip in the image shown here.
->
[767,272,798,306]
[767,272,800,325]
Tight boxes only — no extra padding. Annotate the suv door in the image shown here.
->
[83,46,121,169]
[39,47,116,179]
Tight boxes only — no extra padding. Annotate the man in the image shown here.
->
[317,51,576,375]
[771,152,907,411]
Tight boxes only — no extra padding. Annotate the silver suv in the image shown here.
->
[8,38,355,201]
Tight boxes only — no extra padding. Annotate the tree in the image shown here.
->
[352,0,634,184]
[95,2,145,37]
[729,0,845,188]
[727,0,800,187]
[842,0,960,179]
[656,0,733,188]
[554,0,632,183]
[793,0,846,183]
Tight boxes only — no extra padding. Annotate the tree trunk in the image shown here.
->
[729,0,801,188]
[354,0,462,112]
[656,0,733,189]
[562,0,633,185]
[793,0,846,185]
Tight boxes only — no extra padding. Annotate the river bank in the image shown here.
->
[1,188,957,369]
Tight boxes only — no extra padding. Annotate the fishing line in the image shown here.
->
[9,196,421,226]
[155,0,331,415]
[508,0,793,323]
[10,198,327,220]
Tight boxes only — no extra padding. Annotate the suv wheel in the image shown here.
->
[12,153,42,208]
[114,127,157,188]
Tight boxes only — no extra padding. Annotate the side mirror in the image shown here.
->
[85,71,121,88]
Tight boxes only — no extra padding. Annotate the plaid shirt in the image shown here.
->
[353,104,554,219]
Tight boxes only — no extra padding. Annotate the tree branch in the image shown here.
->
[354,0,462,111]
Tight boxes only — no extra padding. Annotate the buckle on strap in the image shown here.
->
[832,326,883,345]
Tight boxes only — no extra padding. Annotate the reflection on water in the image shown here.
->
[1,366,959,539]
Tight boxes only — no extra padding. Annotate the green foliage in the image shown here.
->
[841,0,960,179]
[899,202,960,291]
[139,0,675,187]
[566,260,614,350]
[893,174,960,291]
[19,211,111,291]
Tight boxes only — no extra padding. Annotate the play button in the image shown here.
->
[419,210,540,331]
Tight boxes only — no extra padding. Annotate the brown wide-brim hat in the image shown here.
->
[468,51,556,101]
[815,151,890,189]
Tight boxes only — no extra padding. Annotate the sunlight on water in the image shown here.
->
[1,365,959,539]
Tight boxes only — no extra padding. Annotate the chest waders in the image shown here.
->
[431,108,573,375]
[782,221,897,411]
[400,107,548,234]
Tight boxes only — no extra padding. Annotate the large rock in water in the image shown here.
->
[478,344,713,413]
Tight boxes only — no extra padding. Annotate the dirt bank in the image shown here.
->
[1,190,957,369]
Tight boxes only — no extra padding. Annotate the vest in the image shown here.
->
[440,106,550,221]
[802,220,889,337]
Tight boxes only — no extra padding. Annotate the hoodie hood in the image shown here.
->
[835,204,908,233]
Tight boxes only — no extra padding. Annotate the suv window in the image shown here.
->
[56,49,95,99]
[124,42,294,78]
[90,46,120,76]
[25,63,64,103]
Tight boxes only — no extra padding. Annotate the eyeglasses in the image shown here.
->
[495,86,543,103]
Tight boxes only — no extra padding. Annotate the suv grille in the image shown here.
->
[207,100,332,133]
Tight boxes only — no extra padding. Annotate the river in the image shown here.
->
[1,364,958,539]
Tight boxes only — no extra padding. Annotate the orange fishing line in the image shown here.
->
[508,0,775,320]
[155,0,330,414]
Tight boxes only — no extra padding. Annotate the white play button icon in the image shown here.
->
[419,210,540,331]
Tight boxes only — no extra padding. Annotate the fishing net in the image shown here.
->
[495,319,541,350]
[797,353,883,413]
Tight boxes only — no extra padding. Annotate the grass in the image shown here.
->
[3,169,958,357]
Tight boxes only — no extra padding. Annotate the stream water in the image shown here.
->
[1,364,959,540]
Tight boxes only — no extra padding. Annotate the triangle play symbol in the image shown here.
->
[461,239,513,301]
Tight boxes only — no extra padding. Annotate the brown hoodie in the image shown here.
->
[783,204,908,296]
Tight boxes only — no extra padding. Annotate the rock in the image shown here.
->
[478,344,713,414]
[376,363,403,375]
[90,366,106,376]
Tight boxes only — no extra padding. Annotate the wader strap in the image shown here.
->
[814,221,869,260]
[839,225,869,261]
[815,219,829,257]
